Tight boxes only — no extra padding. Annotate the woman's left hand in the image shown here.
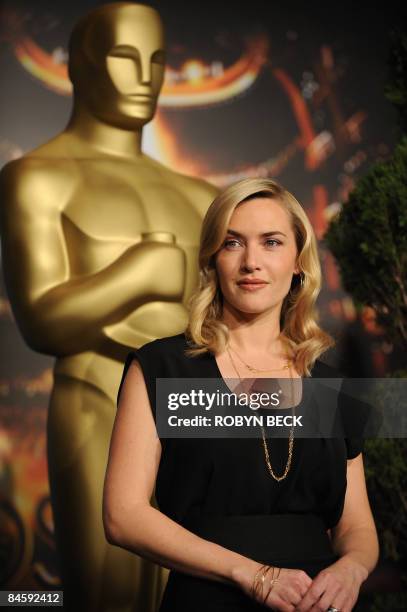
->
[294,556,368,612]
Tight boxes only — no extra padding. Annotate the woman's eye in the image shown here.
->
[222,237,281,249]
[224,239,241,248]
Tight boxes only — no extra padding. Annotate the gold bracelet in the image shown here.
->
[262,566,281,605]
[251,566,262,600]
[253,565,268,600]
[252,564,263,600]
[258,565,272,601]
[252,564,273,601]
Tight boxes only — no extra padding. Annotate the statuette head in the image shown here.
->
[68,3,166,129]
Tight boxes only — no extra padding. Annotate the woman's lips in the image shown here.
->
[237,280,269,291]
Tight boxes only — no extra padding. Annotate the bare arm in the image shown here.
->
[330,454,379,576]
[102,359,260,586]
[0,160,184,355]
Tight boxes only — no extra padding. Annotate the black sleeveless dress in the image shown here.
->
[117,333,364,611]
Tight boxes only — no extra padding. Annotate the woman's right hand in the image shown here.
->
[233,561,313,610]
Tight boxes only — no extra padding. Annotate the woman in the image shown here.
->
[103,178,379,611]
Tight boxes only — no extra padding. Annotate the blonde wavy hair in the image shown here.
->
[185,177,334,376]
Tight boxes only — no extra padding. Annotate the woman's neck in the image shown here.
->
[221,304,287,359]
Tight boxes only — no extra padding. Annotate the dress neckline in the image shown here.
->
[206,349,308,412]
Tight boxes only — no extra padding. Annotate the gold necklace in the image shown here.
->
[228,344,292,373]
[227,348,295,482]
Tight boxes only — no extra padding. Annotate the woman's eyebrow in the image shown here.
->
[226,229,288,238]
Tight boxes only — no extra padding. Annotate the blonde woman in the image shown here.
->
[103,178,379,611]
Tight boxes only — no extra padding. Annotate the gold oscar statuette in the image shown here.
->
[0,3,218,610]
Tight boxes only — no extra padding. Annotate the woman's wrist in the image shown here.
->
[334,554,369,583]
[230,558,262,588]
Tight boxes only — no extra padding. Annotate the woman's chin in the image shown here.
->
[230,301,278,316]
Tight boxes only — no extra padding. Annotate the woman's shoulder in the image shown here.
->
[134,332,189,358]
[118,334,191,404]
[124,332,211,382]
[125,333,192,370]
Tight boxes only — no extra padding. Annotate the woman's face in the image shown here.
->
[215,197,300,317]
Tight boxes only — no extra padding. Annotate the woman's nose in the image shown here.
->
[240,244,261,272]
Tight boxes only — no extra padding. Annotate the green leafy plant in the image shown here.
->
[324,27,407,610]
[324,137,407,349]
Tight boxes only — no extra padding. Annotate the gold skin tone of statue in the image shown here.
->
[0,3,218,611]
[1,3,217,403]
